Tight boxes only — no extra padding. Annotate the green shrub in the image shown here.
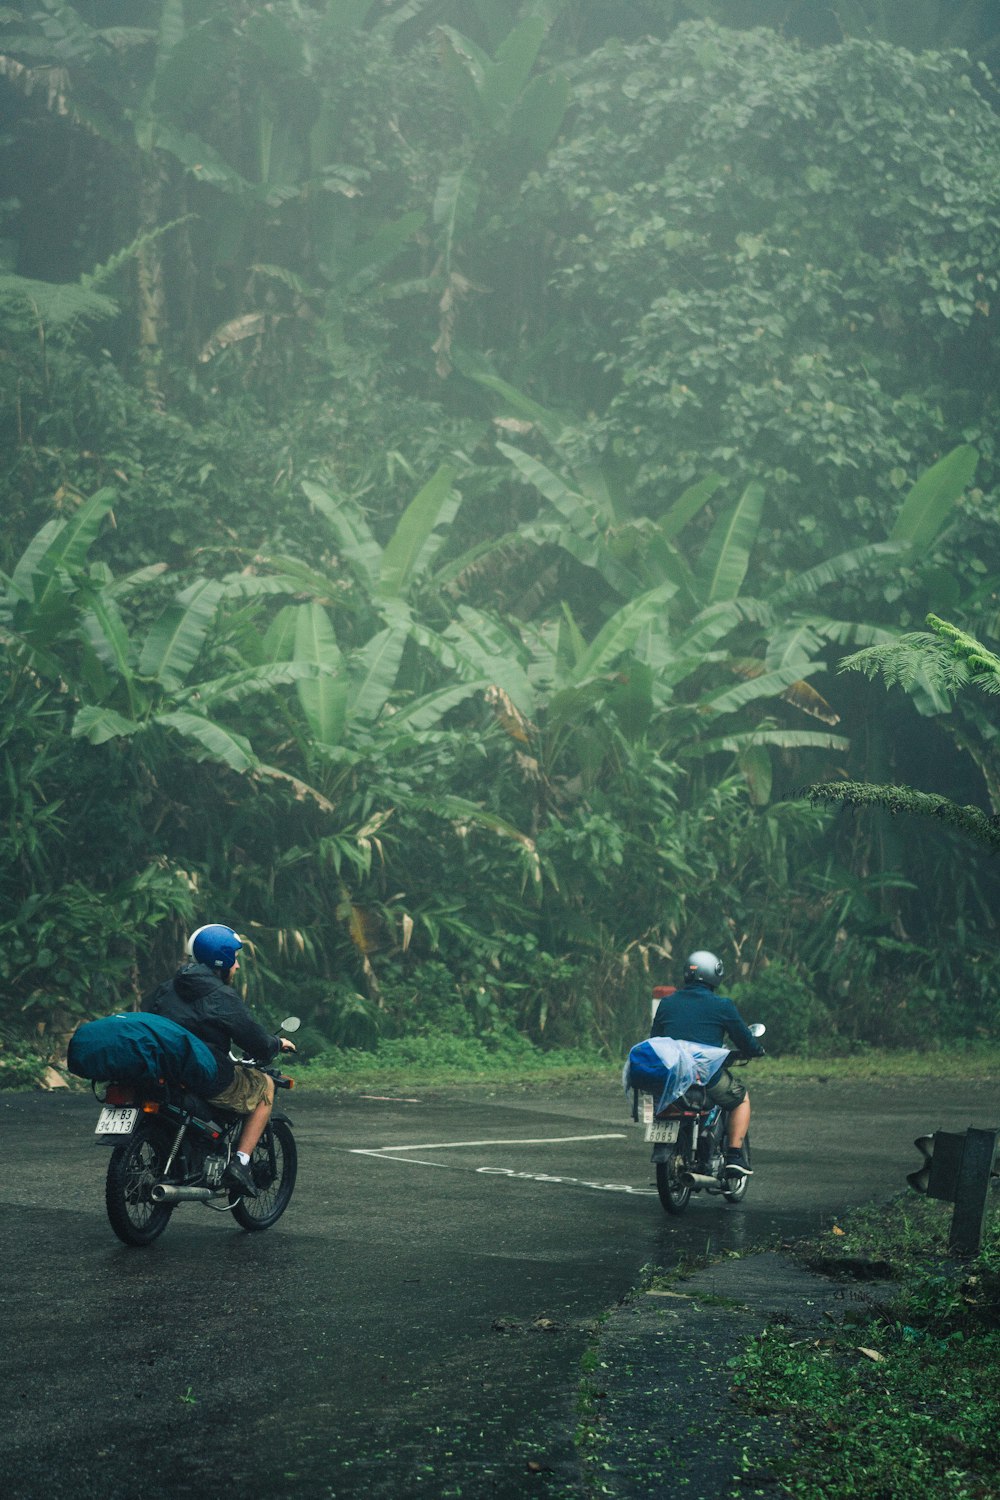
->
[732,960,835,1056]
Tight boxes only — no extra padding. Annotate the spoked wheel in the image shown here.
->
[722,1131,751,1204]
[105,1125,175,1247]
[655,1147,692,1215]
[231,1119,298,1232]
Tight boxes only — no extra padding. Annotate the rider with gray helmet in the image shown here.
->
[651,950,764,1176]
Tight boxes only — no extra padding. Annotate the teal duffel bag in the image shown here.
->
[67,1012,220,1095]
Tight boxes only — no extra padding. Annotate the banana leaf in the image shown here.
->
[377,465,459,599]
[293,602,347,746]
[154,711,257,772]
[72,705,143,745]
[890,443,978,554]
[137,578,223,689]
[694,481,765,605]
[302,483,382,592]
[11,487,116,605]
[347,624,409,725]
[569,584,674,684]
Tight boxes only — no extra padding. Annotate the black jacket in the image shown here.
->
[650,981,765,1058]
[142,963,280,1092]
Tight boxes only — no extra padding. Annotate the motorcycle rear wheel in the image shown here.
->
[655,1147,692,1215]
[105,1124,175,1247]
[722,1131,751,1204]
[231,1119,297,1231]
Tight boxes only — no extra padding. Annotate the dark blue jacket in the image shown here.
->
[650,981,764,1058]
[142,963,280,1092]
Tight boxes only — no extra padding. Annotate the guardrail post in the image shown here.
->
[907,1127,999,1259]
[948,1128,998,1259]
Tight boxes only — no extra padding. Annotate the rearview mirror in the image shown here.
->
[280,1016,301,1033]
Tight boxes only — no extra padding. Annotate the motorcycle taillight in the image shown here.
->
[104,1084,136,1107]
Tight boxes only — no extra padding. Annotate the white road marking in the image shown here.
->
[350,1133,626,1153]
[347,1132,656,1195]
[477,1166,656,1196]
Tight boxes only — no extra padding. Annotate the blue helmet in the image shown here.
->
[187,923,243,972]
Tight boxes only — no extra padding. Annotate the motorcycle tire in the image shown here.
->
[655,1146,692,1215]
[231,1119,298,1232]
[105,1123,175,1247]
[722,1131,751,1204]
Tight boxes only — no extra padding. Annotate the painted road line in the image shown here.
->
[347,1133,656,1195]
[350,1150,453,1168]
[348,1149,655,1195]
[477,1166,656,1195]
[349,1133,627,1154]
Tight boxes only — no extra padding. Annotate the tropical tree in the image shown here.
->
[512,24,1000,583]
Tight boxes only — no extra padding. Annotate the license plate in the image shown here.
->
[645,1119,680,1144]
[95,1106,139,1136]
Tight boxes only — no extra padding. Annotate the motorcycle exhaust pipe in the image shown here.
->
[150,1183,225,1203]
[681,1170,725,1192]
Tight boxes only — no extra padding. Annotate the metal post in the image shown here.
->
[948,1128,998,1259]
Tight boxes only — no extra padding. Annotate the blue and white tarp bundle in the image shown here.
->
[67,1012,220,1095]
[623,1036,731,1117]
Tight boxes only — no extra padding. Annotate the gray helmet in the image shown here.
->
[684,950,724,988]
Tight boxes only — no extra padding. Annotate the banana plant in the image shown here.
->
[0,488,335,778]
[480,368,978,788]
[0,0,244,383]
[425,9,570,371]
[2,0,427,380]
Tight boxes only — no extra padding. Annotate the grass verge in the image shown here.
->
[732,1193,1000,1499]
[298,1032,610,1094]
[11,1033,1000,1094]
[290,1039,1000,1094]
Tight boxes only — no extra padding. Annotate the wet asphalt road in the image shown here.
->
[2,1076,997,1500]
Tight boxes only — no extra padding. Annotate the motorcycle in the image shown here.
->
[638,1023,765,1216]
[93,1018,300,1246]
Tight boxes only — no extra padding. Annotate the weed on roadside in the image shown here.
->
[731,1196,1000,1498]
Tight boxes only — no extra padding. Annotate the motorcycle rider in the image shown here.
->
[650,950,764,1177]
[142,924,296,1198]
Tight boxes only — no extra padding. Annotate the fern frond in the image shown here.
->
[926,614,1000,692]
[806,780,1000,851]
[82,217,194,291]
[838,634,967,696]
[0,272,118,331]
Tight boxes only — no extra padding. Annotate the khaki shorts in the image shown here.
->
[209,1067,272,1114]
[705,1067,748,1111]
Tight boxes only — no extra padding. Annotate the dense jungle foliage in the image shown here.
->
[3,0,1000,1075]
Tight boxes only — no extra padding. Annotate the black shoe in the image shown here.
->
[224,1157,259,1198]
[724,1148,752,1178]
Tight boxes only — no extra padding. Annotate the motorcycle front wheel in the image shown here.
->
[105,1124,175,1247]
[722,1131,751,1204]
[655,1145,692,1215]
[231,1119,297,1231]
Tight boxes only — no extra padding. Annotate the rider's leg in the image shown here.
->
[236,1074,275,1157]
[726,1093,751,1150]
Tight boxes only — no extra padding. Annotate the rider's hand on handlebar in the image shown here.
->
[279,1038,297,1053]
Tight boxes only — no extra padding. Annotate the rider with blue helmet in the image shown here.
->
[142,923,295,1197]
